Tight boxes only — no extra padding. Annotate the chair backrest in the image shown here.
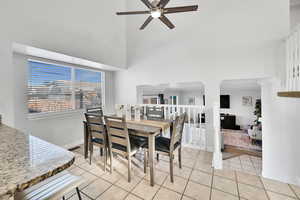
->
[170,113,186,151]
[146,106,164,120]
[104,116,131,153]
[86,107,103,116]
[85,113,106,141]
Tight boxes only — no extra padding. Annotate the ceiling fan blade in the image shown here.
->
[140,0,153,8]
[116,11,150,15]
[159,15,175,29]
[140,16,153,30]
[158,0,170,8]
[164,5,198,14]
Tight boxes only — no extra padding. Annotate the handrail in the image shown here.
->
[115,103,207,150]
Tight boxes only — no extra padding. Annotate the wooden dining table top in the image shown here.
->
[84,115,172,135]
[126,119,171,133]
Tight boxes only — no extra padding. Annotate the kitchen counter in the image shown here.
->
[0,124,75,199]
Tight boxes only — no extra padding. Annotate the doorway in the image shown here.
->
[220,79,262,175]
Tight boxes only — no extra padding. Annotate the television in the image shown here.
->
[220,95,230,109]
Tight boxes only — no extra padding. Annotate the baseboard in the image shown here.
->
[262,170,300,186]
[63,139,84,150]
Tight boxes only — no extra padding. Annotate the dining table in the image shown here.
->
[83,117,173,186]
[0,124,75,200]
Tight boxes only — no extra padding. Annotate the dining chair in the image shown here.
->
[104,116,145,182]
[143,113,186,182]
[15,171,83,200]
[85,113,108,171]
[86,107,103,115]
[146,106,164,120]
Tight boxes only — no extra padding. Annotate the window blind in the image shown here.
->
[75,68,102,109]
[28,60,103,114]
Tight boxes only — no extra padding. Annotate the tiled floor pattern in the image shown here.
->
[67,147,300,200]
[223,154,262,176]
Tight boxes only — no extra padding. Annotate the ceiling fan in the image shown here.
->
[116,0,198,30]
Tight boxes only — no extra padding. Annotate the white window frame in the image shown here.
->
[27,59,105,120]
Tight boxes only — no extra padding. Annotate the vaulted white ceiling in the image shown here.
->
[291,0,300,6]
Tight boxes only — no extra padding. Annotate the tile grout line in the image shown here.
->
[249,155,261,175]
[234,170,241,200]
[150,170,169,200]
[179,151,200,200]
[259,176,270,200]
[121,174,145,200]
[209,168,214,200]
[288,184,300,200]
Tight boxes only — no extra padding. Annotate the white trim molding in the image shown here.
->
[13,43,122,72]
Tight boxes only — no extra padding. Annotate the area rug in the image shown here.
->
[222,129,262,151]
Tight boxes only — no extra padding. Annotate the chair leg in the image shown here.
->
[89,144,93,165]
[144,149,147,173]
[76,187,82,200]
[109,148,113,174]
[178,147,182,169]
[100,148,103,156]
[62,196,66,200]
[169,154,174,183]
[128,156,132,182]
[103,146,107,172]
[156,153,159,162]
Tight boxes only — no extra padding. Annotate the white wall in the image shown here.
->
[180,90,205,106]
[115,0,289,152]
[0,0,126,127]
[290,5,300,29]
[116,0,288,103]
[138,88,182,104]
[137,87,205,105]
[12,53,115,147]
[220,89,261,129]
[262,79,300,186]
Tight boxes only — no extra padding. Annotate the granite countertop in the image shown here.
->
[0,124,75,199]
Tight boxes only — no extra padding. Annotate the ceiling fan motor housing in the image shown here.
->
[151,0,160,7]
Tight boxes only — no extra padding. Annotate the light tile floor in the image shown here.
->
[66,146,300,200]
[223,154,262,176]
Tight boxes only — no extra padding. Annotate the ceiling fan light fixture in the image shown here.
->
[151,9,162,18]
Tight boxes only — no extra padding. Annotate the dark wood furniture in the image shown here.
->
[143,113,186,183]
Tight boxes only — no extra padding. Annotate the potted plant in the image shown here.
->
[254,99,262,129]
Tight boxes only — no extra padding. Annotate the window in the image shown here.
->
[75,68,102,109]
[28,60,104,115]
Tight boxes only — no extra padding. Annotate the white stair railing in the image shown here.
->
[115,104,206,150]
[286,25,300,91]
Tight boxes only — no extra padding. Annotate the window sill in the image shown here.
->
[28,109,85,121]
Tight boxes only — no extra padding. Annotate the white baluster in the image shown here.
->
[188,107,191,127]
[293,34,297,91]
[297,30,300,90]
[286,37,291,91]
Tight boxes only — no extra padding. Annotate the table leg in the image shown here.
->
[84,122,88,159]
[148,134,155,186]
